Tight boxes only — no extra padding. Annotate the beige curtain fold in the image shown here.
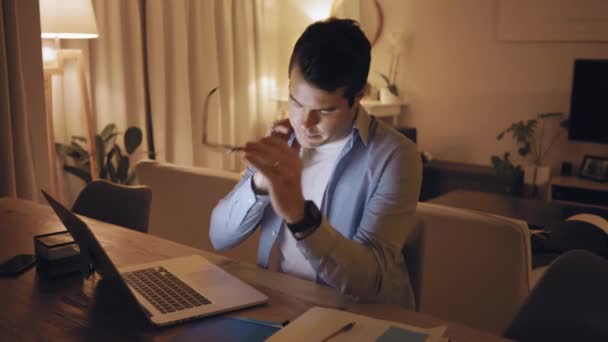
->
[86,0,279,172]
[0,0,49,201]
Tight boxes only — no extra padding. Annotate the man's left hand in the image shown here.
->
[243,136,305,224]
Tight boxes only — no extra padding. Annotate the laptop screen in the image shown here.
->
[41,190,121,279]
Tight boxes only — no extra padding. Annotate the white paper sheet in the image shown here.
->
[266,307,447,342]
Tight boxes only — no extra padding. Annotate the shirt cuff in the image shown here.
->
[229,175,270,226]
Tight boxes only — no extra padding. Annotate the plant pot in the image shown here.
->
[523,165,551,185]
[379,87,400,104]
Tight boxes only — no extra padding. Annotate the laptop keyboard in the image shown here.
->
[123,266,212,314]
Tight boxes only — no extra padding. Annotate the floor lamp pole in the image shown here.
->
[43,70,61,200]
[44,49,100,186]
[73,49,99,180]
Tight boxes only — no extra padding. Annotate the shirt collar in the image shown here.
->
[353,103,370,146]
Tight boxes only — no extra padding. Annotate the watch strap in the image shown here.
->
[287,200,322,235]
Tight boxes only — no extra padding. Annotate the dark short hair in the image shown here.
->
[288,18,371,107]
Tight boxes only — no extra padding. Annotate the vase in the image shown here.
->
[379,87,400,104]
[523,165,551,185]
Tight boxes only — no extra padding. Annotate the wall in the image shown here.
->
[278,0,608,172]
[374,0,608,171]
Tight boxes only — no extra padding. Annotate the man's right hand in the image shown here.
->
[251,119,294,194]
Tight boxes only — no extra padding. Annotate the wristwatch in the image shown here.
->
[287,200,322,240]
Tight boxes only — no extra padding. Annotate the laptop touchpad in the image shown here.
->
[184,269,236,289]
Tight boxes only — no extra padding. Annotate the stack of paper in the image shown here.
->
[267,307,447,341]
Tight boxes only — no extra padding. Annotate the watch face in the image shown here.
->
[289,200,322,233]
[306,201,321,220]
[304,200,322,228]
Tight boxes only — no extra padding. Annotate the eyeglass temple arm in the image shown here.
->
[202,87,219,144]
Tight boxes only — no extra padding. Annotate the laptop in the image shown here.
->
[41,190,268,327]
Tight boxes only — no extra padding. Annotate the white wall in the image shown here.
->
[278,0,608,171]
[373,0,608,170]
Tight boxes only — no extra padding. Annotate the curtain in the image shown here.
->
[90,0,279,170]
[0,0,50,201]
[50,0,279,202]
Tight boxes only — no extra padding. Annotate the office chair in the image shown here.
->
[72,180,152,233]
[504,250,608,342]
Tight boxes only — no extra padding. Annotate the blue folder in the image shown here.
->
[170,316,281,342]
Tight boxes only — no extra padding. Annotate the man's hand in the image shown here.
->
[251,119,292,193]
[244,120,305,224]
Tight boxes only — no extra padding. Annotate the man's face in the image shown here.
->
[288,65,361,148]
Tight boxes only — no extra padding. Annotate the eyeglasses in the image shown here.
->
[201,87,244,153]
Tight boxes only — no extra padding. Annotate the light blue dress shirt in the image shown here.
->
[210,107,422,308]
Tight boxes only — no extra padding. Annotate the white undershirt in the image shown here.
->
[276,136,349,281]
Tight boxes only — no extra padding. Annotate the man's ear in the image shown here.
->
[353,86,366,104]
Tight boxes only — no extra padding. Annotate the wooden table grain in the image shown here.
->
[0,198,509,341]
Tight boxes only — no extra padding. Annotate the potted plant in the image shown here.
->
[55,123,143,184]
[377,71,399,104]
[492,112,568,186]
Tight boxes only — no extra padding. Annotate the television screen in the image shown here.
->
[568,59,608,144]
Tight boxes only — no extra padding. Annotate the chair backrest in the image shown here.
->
[504,249,608,341]
[72,180,152,233]
[134,160,260,264]
[405,202,532,335]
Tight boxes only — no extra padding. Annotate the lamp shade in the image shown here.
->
[40,0,98,39]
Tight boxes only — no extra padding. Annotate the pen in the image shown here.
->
[320,322,356,342]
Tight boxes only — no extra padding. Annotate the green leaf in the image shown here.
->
[103,133,118,151]
[55,143,74,158]
[538,112,563,119]
[106,145,119,161]
[95,135,105,178]
[106,158,118,183]
[518,142,531,157]
[70,141,89,160]
[100,123,117,141]
[71,136,87,143]
[124,127,143,154]
[388,85,399,96]
[376,71,391,87]
[63,165,92,183]
[117,156,129,183]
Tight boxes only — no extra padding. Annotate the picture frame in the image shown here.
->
[579,155,608,182]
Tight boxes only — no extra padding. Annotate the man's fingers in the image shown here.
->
[260,136,293,153]
[267,119,293,140]
[245,140,284,162]
[244,152,277,178]
[272,120,293,134]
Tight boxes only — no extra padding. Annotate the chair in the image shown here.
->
[72,180,152,233]
[134,160,260,264]
[404,202,532,334]
[504,250,608,342]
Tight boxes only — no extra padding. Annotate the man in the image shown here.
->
[210,18,422,308]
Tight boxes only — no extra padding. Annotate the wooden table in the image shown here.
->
[0,198,508,341]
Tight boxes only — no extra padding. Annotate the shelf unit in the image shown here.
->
[549,176,608,209]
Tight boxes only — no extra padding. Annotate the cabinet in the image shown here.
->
[549,176,608,209]
[420,160,523,201]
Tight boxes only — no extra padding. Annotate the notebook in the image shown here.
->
[266,306,447,342]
